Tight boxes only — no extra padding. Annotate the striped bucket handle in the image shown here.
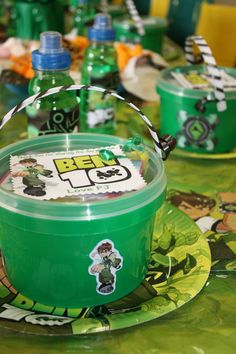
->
[185,35,227,113]
[125,0,145,36]
[0,85,176,160]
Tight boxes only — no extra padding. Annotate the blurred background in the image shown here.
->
[0,0,235,146]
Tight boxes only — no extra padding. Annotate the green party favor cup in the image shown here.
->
[0,85,175,309]
[114,16,167,54]
[157,35,236,154]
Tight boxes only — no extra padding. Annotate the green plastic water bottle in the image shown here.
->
[80,13,119,134]
[27,31,79,138]
[73,0,96,36]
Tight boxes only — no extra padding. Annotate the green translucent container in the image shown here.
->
[114,16,167,54]
[0,133,166,308]
[157,66,236,154]
[12,0,65,40]
[108,5,127,20]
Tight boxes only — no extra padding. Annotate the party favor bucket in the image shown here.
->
[0,85,175,309]
[114,16,167,54]
[157,35,236,154]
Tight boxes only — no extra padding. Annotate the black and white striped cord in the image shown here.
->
[0,85,175,160]
[125,0,145,36]
[185,35,227,112]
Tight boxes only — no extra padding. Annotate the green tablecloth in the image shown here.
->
[0,39,235,354]
[0,126,235,354]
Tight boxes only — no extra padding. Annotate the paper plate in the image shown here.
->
[0,202,211,336]
[172,148,236,160]
[121,52,168,102]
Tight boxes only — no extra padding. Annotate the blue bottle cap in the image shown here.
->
[32,32,71,70]
[88,14,115,42]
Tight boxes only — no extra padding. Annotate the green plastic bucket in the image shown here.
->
[157,36,236,154]
[0,134,166,308]
[157,66,236,154]
[0,85,173,309]
[114,16,167,54]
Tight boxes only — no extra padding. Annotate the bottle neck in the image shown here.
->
[34,68,70,77]
[89,40,114,47]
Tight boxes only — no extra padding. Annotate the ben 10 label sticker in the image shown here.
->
[172,70,236,91]
[10,145,146,200]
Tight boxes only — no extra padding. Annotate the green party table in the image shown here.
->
[0,39,236,354]
[0,154,235,353]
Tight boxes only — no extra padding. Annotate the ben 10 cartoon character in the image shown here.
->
[89,241,123,295]
[11,158,53,197]
[168,190,236,263]
[168,190,236,234]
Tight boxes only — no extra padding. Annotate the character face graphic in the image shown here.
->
[178,201,211,220]
[99,250,110,258]
[21,161,36,168]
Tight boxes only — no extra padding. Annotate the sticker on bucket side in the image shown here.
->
[89,240,123,295]
[176,111,219,151]
[10,145,146,200]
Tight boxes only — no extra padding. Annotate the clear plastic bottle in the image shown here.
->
[80,13,119,135]
[27,31,79,138]
[73,0,96,36]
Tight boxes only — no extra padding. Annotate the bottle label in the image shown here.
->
[85,71,120,129]
[87,104,115,129]
[27,106,79,138]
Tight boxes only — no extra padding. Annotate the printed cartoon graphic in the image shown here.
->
[85,72,119,129]
[87,107,115,129]
[10,146,145,200]
[96,168,122,180]
[176,110,219,151]
[168,190,236,265]
[25,314,74,326]
[89,241,123,295]
[0,203,211,333]
[104,219,202,315]
[218,192,236,231]
[39,109,79,135]
[27,106,79,136]
[168,190,236,234]
[148,225,198,285]
[11,158,53,197]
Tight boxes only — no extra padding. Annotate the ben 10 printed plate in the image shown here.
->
[0,202,211,335]
[172,148,236,160]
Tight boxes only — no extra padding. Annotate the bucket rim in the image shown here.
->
[113,16,167,30]
[157,65,236,100]
[0,133,166,221]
